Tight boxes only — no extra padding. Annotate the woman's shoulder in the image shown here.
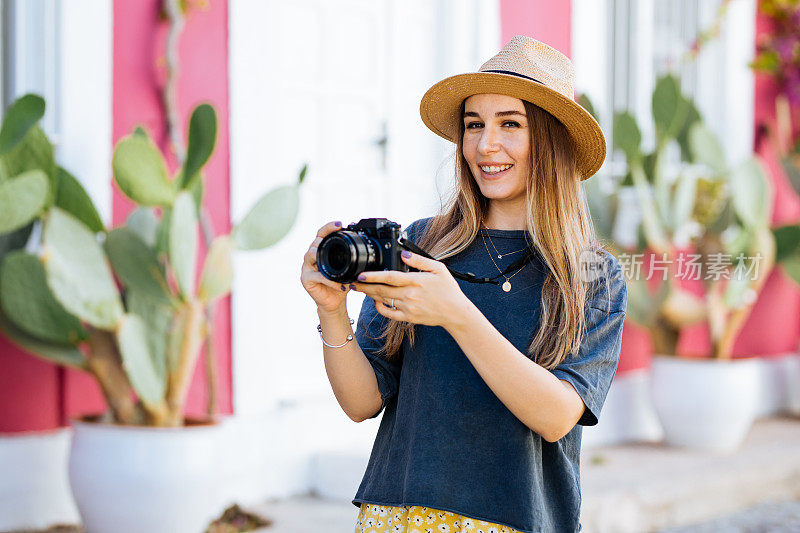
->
[585,247,627,314]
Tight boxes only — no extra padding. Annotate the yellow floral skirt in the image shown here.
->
[355,503,522,533]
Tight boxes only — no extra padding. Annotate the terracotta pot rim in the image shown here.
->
[69,413,224,430]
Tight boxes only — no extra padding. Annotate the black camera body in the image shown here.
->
[316,218,410,283]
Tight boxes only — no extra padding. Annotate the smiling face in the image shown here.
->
[462,94,532,213]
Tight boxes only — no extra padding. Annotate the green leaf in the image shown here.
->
[672,171,697,231]
[126,207,159,248]
[652,74,686,141]
[625,276,654,327]
[165,303,188,373]
[0,170,49,234]
[233,185,299,250]
[781,156,800,197]
[0,222,33,266]
[724,258,755,309]
[631,162,669,253]
[676,99,702,162]
[724,225,751,257]
[0,125,56,204]
[0,94,46,155]
[577,94,598,122]
[750,50,780,74]
[642,152,658,184]
[116,313,166,407]
[689,123,727,174]
[54,167,105,233]
[297,163,308,184]
[613,111,642,163]
[169,191,198,298]
[781,254,800,288]
[0,307,86,369]
[112,134,175,206]
[198,235,234,303]
[708,200,734,234]
[155,207,172,256]
[105,228,172,306]
[180,104,217,188]
[188,172,203,211]
[0,251,87,345]
[42,207,124,329]
[729,158,770,229]
[583,177,616,241]
[773,225,800,262]
[652,151,671,229]
[126,290,170,386]
[677,99,703,162]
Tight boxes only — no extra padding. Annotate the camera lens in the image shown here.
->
[326,240,351,272]
[317,231,378,283]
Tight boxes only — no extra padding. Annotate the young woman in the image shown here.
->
[300,36,627,533]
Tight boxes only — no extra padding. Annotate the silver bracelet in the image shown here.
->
[317,318,355,348]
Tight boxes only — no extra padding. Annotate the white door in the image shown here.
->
[230,0,500,415]
[231,0,393,414]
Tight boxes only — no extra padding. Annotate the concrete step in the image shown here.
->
[580,416,800,532]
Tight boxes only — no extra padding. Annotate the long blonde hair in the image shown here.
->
[376,99,606,370]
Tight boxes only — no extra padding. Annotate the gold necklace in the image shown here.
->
[484,231,528,259]
[480,231,527,292]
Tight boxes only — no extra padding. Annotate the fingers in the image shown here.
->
[316,220,343,239]
[303,236,323,267]
[304,221,343,269]
[349,281,404,301]
[354,270,415,286]
[302,268,349,292]
[400,250,443,273]
[374,298,405,321]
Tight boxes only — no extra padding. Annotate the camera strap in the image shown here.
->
[398,235,537,286]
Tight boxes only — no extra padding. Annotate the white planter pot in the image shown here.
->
[68,415,227,533]
[650,355,760,452]
[0,429,79,530]
[784,353,800,416]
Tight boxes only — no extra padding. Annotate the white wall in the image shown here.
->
[0,2,112,528]
[58,0,113,223]
[4,0,113,223]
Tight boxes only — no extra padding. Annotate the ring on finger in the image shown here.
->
[389,298,397,310]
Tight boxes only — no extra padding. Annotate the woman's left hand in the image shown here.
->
[349,250,470,328]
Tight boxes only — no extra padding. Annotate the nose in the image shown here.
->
[478,126,500,155]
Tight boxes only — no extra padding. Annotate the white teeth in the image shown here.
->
[480,164,512,174]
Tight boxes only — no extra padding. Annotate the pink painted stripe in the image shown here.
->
[64,0,233,422]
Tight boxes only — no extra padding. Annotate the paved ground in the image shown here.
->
[658,499,800,532]
[249,416,800,533]
[252,497,357,532]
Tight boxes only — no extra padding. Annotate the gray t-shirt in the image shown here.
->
[351,218,627,533]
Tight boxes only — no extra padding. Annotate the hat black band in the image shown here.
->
[482,69,544,85]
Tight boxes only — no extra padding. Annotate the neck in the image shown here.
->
[484,201,527,231]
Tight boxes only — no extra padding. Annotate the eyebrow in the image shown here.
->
[463,110,526,119]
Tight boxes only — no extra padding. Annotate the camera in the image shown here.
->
[316,218,410,283]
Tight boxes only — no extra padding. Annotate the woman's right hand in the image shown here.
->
[300,221,350,313]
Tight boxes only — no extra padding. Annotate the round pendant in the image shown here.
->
[497,254,503,259]
[502,281,512,292]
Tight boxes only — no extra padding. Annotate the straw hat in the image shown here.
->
[419,35,606,180]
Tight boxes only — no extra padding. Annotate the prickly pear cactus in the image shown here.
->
[42,207,124,330]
